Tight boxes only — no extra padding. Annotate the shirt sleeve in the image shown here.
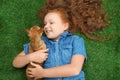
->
[23,43,29,55]
[72,36,87,59]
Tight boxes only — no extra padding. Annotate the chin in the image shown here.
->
[47,36,53,39]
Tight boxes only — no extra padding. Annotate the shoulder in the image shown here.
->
[72,35,83,39]
[69,35,84,42]
[62,34,85,46]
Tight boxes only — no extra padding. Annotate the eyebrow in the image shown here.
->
[44,18,54,23]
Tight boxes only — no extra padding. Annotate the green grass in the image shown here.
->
[0,0,119,80]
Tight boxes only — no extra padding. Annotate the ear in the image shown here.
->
[25,29,30,34]
[38,28,44,33]
[64,23,69,30]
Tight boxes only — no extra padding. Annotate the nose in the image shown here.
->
[44,23,49,28]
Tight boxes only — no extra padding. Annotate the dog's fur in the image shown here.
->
[25,25,46,80]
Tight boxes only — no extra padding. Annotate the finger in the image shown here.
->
[27,72,32,75]
[45,53,48,56]
[27,71,33,78]
[30,62,39,67]
[29,74,34,78]
[43,53,48,58]
[45,54,48,59]
[44,55,48,59]
[27,67,33,71]
[41,53,48,59]
[27,71,32,75]
[40,48,49,53]
[34,77,38,80]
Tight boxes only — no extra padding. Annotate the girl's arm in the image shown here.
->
[12,51,30,68]
[12,50,48,68]
[28,54,85,79]
[43,54,85,77]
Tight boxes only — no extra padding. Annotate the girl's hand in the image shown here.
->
[27,62,44,80]
[27,49,48,63]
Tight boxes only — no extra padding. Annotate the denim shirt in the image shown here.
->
[24,31,87,80]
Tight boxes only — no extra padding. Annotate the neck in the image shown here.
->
[30,38,43,51]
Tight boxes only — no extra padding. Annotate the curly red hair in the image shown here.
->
[39,0,109,41]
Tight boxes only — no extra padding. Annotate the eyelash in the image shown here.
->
[44,22,53,25]
[50,22,53,24]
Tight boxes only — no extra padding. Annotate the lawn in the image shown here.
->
[0,0,119,80]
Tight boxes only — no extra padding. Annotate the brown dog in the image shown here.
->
[25,25,46,80]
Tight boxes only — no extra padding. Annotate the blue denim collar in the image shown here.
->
[60,30,72,38]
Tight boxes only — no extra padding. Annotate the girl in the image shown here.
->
[13,0,108,80]
[13,8,87,80]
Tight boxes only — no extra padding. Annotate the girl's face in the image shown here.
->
[44,12,68,41]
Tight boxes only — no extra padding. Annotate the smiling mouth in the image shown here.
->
[46,30,52,34]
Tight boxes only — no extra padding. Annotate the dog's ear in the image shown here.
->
[25,29,30,34]
[38,28,44,33]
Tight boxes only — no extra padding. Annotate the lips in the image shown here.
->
[45,30,52,34]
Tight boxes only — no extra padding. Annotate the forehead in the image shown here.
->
[44,12,62,22]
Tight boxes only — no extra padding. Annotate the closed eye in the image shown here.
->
[50,22,54,24]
